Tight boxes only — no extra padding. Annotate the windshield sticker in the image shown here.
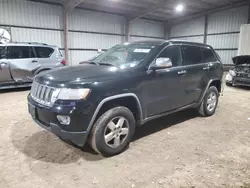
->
[134,49,151,53]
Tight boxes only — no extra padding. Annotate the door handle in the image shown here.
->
[203,67,210,70]
[178,70,187,75]
[32,60,38,63]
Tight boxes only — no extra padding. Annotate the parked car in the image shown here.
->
[0,42,65,89]
[28,40,223,156]
[225,55,250,87]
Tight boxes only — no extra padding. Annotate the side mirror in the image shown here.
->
[151,57,172,70]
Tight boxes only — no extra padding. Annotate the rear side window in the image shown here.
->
[34,47,54,58]
[201,47,217,62]
[7,46,35,59]
[182,45,202,65]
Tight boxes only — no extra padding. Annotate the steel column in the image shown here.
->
[125,19,131,42]
[204,14,208,44]
[63,8,69,65]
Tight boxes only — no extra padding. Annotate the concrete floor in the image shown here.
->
[0,85,250,188]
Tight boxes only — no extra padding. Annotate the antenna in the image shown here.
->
[0,28,11,44]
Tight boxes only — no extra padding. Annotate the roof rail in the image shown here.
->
[9,41,48,45]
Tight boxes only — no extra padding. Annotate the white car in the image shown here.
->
[225,56,250,87]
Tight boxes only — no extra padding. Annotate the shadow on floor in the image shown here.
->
[0,87,30,94]
[133,109,198,141]
[12,109,197,163]
[12,130,104,164]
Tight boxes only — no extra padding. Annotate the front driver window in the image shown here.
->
[157,45,181,67]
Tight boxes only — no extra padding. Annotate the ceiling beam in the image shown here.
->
[64,0,85,10]
[128,0,170,21]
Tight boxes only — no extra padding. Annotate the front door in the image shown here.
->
[0,46,12,83]
[142,45,187,117]
[7,46,38,82]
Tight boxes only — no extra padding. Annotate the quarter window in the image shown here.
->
[182,45,202,65]
[157,45,181,67]
[7,46,35,59]
[201,47,217,62]
[34,47,54,58]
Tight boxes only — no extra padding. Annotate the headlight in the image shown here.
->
[57,88,90,100]
[229,70,236,77]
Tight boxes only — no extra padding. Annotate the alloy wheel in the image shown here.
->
[104,116,129,148]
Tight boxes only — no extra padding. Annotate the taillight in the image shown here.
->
[61,59,66,66]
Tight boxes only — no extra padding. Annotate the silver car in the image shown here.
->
[0,42,65,89]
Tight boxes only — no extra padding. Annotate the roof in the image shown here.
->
[29,0,249,22]
[0,42,58,48]
[130,40,211,47]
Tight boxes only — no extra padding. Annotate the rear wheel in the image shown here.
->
[89,106,135,157]
[198,86,219,117]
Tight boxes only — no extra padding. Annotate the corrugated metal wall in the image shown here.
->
[68,9,125,64]
[0,0,63,48]
[130,19,164,41]
[0,0,165,65]
[169,6,249,65]
[170,17,205,38]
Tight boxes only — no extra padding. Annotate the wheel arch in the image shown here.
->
[199,79,221,104]
[87,93,143,133]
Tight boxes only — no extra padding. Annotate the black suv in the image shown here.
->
[28,40,223,156]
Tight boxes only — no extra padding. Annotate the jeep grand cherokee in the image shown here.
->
[28,40,223,156]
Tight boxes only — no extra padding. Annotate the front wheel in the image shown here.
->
[89,106,135,157]
[198,86,219,117]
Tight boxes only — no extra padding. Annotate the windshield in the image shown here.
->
[92,43,158,67]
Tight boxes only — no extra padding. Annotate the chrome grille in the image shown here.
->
[30,82,57,107]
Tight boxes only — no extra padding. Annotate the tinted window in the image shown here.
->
[34,47,54,58]
[157,45,181,67]
[201,47,217,62]
[182,45,202,65]
[7,46,35,59]
[0,47,5,59]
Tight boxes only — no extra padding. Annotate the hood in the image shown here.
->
[35,64,126,87]
[232,56,250,66]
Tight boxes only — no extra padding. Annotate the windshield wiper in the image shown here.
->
[98,63,115,66]
[88,61,100,65]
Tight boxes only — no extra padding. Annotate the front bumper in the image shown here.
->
[32,116,88,147]
[28,95,95,147]
[233,77,250,87]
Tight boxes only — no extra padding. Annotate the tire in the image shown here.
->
[226,82,232,87]
[89,106,135,157]
[198,86,219,117]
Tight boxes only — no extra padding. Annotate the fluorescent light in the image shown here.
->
[175,4,184,12]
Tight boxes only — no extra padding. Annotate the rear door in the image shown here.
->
[34,46,59,66]
[0,46,12,83]
[201,47,222,80]
[181,45,209,105]
[7,46,37,82]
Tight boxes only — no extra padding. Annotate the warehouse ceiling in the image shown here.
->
[30,0,250,22]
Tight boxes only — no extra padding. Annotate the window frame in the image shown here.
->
[0,46,7,59]
[149,44,183,69]
[200,46,218,63]
[33,46,55,58]
[6,46,35,59]
[181,44,203,66]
